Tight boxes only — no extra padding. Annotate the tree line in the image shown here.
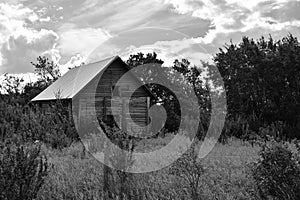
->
[1,34,300,144]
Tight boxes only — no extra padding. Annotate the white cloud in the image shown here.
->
[163,0,197,14]
[0,3,38,23]
[1,28,58,73]
[120,38,212,67]
[2,0,300,78]
[60,54,86,74]
[39,16,51,22]
[0,3,60,74]
[162,0,300,46]
[56,6,63,11]
[225,0,268,9]
[42,46,61,65]
[57,24,112,59]
[0,3,37,44]
[71,0,169,32]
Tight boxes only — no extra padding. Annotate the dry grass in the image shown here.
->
[37,136,264,199]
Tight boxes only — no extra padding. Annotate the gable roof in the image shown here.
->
[31,56,155,102]
[31,56,120,101]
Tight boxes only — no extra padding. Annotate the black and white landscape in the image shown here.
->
[0,0,300,199]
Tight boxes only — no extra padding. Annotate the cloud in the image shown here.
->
[81,26,212,66]
[160,41,212,66]
[118,37,212,67]
[260,0,300,22]
[70,0,164,31]
[0,0,213,75]
[2,0,300,77]
[0,3,60,74]
[0,3,38,23]
[0,3,38,44]
[1,29,58,74]
[0,1,113,75]
[69,0,209,38]
[160,0,300,54]
[59,54,86,74]
[57,24,112,63]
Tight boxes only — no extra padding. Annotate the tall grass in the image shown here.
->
[35,138,266,200]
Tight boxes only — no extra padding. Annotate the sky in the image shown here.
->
[0,0,300,79]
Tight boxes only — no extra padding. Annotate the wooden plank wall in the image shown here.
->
[73,59,150,133]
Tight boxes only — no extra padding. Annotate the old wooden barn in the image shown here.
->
[31,56,153,133]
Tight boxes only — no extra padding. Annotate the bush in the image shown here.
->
[0,100,78,149]
[0,143,49,200]
[169,143,205,200]
[252,141,300,199]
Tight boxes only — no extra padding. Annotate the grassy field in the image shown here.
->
[35,135,267,200]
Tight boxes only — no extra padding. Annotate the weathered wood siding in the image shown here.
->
[73,59,150,132]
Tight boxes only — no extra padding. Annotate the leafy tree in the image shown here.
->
[173,59,212,138]
[126,52,164,69]
[126,52,169,104]
[213,34,300,139]
[9,56,61,104]
[126,52,211,137]
[0,74,24,95]
[31,56,61,86]
[126,52,181,133]
[0,55,61,104]
[173,59,209,108]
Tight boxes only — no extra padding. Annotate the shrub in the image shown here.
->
[0,142,49,200]
[252,141,300,200]
[169,143,205,200]
[0,100,78,149]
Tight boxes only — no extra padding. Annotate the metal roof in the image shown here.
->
[31,56,118,101]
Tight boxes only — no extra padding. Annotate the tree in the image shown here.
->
[15,56,62,104]
[0,73,24,95]
[126,52,211,137]
[172,59,211,139]
[126,52,181,133]
[213,34,300,139]
[31,56,61,86]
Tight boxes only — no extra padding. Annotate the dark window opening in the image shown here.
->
[103,114,119,128]
[112,85,120,96]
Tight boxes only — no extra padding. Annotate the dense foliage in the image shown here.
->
[126,52,210,137]
[0,99,78,149]
[213,34,300,140]
[252,140,300,199]
[0,143,49,200]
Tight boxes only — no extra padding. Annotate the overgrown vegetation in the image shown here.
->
[0,100,78,149]
[0,143,49,200]
[0,34,300,199]
[169,143,205,200]
[252,140,300,199]
[212,34,300,141]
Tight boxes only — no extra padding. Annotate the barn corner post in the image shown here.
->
[146,97,150,134]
